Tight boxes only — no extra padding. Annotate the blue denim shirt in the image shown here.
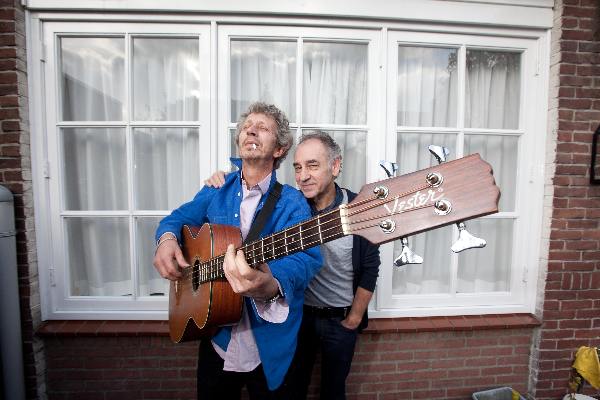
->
[155,159,322,389]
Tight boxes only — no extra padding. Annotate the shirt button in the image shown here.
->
[237,192,241,196]
[234,213,238,218]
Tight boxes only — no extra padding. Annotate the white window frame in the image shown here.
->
[216,24,384,187]
[372,30,548,317]
[36,21,211,319]
[26,12,550,321]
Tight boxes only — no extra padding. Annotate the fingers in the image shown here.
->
[216,171,225,186]
[234,249,252,276]
[204,170,226,188]
[153,241,186,281]
[223,244,241,292]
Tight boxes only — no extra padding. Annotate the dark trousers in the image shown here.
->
[197,338,292,400]
[290,307,358,400]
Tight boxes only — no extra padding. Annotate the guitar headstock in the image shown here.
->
[342,154,500,245]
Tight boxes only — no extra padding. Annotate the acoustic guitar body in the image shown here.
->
[168,223,244,343]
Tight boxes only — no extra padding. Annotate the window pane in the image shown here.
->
[303,42,367,125]
[231,40,296,122]
[396,132,457,175]
[133,127,200,210]
[464,134,517,212]
[136,217,168,297]
[465,50,521,129]
[397,46,457,127]
[132,37,200,121]
[66,217,130,296]
[62,128,127,211]
[229,126,240,155]
[60,37,125,121]
[393,226,453,295]
[457,218,513,293]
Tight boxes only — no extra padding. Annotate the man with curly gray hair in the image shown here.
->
[234,102,293,170]
[154,102,322,399]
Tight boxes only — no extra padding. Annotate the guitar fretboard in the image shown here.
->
[194,208,346,284]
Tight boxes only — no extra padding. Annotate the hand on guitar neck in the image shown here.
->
[223,244,281,302]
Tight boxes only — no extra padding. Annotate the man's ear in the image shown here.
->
[273,145,286,159]
[331,157,342,178]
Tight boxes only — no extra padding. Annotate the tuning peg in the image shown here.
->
[394,237,423,267]
[427,146,488,253]
[428,145,450,164]
[379,160,398,178]
[451,222,487,253]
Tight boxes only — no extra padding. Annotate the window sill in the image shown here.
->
[36,313,540,337]
[363,313,541,333]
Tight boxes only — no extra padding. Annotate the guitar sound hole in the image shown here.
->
[192,260,200,291]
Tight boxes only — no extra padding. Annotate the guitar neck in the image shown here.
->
[200,208,345,283]
[195,153,501,284]
[244,208,345,266]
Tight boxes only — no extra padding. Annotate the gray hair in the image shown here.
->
[298,130,343,175]
[235,102,293,169]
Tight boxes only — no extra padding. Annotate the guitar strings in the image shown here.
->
[179,180,437,285]
[179,182,435,283]
[179,222,345,284]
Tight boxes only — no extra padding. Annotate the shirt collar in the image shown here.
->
[311,183,343,215]
[242,171,272,194]
[231,157,273,195]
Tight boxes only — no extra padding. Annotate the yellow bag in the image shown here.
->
[572,346,600,390]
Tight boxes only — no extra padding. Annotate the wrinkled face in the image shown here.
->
[293,138,340,201]
[237,112,283,164]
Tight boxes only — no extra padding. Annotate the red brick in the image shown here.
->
[0,71,16,83]
[0,47,16,58]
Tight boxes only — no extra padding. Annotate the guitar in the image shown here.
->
[168,153,500,343]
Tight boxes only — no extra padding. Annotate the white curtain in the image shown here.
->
[465,50,521,129]
[393,47,520,295]
[230,40,297,122]
[61,37,198,296]
[300,43,367,192]
[230,41,368,189]
[397,46,458,128]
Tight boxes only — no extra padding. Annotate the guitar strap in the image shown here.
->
[244,181,282,244]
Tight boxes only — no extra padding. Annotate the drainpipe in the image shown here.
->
[0,185,26,400]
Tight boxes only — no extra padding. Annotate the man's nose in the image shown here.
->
[246,126,257,136]
[298,169,310,181]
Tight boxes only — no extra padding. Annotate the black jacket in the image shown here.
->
[347,189,381,332]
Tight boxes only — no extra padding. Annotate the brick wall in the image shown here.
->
[44,337,198,400]
[0,1,44,399]
[533,0,600,398]
[41,328,534,400]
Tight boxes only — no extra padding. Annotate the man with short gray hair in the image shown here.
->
[290,131,380,399]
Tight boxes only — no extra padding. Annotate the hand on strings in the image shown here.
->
[222,244,279,300]
[153,236,189,281]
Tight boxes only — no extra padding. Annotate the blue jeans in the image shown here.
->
[289,308,358,400]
